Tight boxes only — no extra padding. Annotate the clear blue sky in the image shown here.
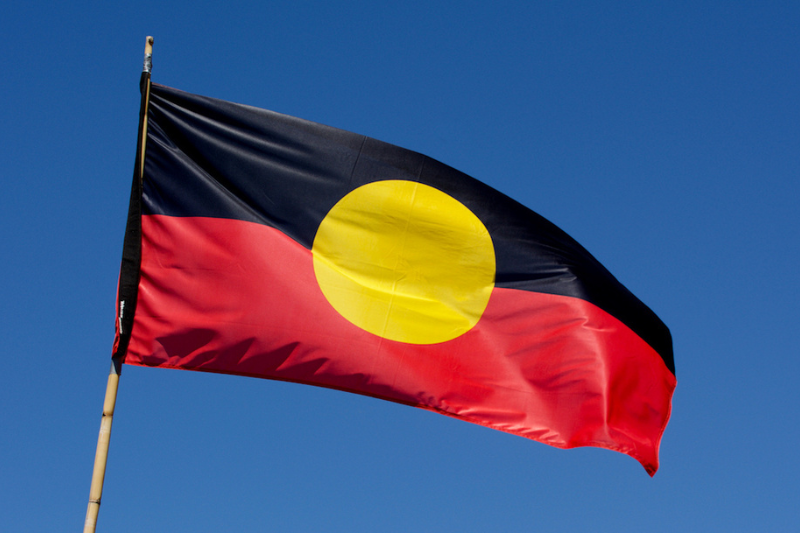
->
[2,1,798,531]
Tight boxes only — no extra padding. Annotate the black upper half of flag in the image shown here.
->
[142,83,674,375]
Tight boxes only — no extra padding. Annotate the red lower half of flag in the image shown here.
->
[124,215,675,474]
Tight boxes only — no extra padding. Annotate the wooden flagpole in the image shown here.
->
[83,36,153,533]
[83,358,122,533]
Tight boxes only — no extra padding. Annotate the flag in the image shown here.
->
[115,82,675,475]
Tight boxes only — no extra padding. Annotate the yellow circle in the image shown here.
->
[312,180,495,344]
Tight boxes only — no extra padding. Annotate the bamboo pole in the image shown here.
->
[83,359,122,533]
[139,36,154,175]
[83,36,153,533]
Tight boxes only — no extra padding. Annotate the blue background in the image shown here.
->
[2,1,798,531]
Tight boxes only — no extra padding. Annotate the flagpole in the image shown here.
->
[83,36,154,533]
[83,358,122,533]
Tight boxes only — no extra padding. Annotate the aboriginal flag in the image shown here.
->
[114,82,675,475]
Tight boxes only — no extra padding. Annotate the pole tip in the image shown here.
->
[143,36,154,73]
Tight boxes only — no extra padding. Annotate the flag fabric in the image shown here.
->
[114,82,675,475]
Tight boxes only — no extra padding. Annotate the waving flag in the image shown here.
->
[114,83,675,475]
